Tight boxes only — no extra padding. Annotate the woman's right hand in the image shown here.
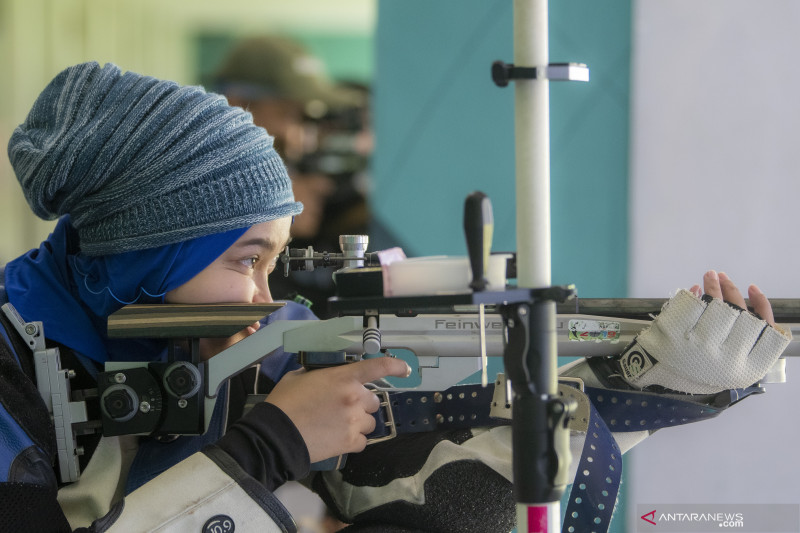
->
[266,357,411,463]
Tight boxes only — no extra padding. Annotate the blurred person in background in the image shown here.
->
[210,36,374,319]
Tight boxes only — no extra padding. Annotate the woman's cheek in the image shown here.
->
[203,275,255,304]
[225,282,257,304]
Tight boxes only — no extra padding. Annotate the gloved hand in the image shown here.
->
[568,271,792,395]
[311,427,515,533]
[614,286,790,394]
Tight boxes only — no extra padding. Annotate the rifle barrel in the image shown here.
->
[556,298,800,324]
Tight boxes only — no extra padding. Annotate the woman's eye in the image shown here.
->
[240,257,258,269]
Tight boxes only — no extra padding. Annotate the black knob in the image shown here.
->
[102,385,138,422]
[464,191,494,291]
[164,362,201,399]
[492,61,511,87]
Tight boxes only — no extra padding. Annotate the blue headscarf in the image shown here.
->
[7,62,302,257]
[4,216,247,364]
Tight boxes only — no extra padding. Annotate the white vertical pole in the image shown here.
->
[514,0,551,290]
[513,1,559,532]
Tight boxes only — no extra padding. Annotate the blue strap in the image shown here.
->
[369,383,507,439]
[586,386,727,430]
[562,400,621,533]
[562,385,762,533]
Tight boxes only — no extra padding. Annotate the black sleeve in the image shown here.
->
[214,401,310,491]
[0,483,74,532]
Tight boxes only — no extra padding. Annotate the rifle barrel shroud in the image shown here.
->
[557,298,800,323]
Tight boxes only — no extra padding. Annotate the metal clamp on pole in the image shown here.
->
[492,61,589,86]
[501,298,577,518]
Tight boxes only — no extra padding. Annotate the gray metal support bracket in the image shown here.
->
[1,303,87,483]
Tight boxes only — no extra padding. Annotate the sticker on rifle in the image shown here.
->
[568,319,621,342]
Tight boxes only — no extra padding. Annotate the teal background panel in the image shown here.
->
[372,0,631,299]
[373,2,632,532]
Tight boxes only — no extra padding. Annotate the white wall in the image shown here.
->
[627,0,800,527]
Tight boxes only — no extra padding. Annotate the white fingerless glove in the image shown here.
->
[616,289,791,394]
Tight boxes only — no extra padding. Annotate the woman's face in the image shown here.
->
[165,217,293,358]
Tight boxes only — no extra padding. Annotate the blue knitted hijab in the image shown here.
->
[4,62,305,363]
[7,62,302,256]
[4,217,247,363]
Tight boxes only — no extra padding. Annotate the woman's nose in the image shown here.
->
[252,273,273,303]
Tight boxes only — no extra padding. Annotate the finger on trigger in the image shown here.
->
[352,357,413,384]
[703,270,723,300]
[748,284,775,326]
